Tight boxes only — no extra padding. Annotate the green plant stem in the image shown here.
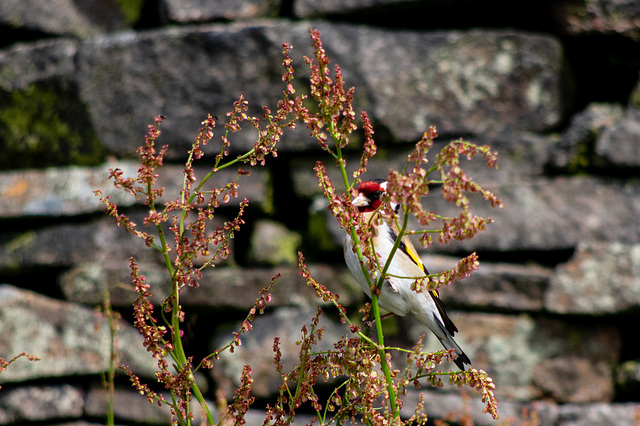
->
[148,183,214,425]
[334,144,351,191]
[366,209,412,420]
[166,271,214,425]
[191,379,213,424]
[376,208,410,293]
[373,205,421,419]
[103,290,116,426]
[370,292,398,416]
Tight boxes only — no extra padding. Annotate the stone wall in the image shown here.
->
[1,0,640,425]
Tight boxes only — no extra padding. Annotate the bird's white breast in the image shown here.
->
[343,226,411,316]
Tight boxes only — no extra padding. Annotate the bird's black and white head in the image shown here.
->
[352,179,399,213]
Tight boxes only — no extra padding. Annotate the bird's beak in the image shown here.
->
[351,193,369,207]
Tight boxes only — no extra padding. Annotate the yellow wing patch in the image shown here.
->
[391,225,458,335]
[398,233,444,302]
[388,224,441,299]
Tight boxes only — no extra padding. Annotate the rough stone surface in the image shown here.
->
[314,173,640,253]
[211,306,351,398]
[401,389,523,426]
[0,22,565,159]
[555,402,640,426]
[552,0,640,39]
[0,215,160,269]
[0,39,78,89]
[294,0,404,17]
[0,384,84,423]
[0,0,131,38]
[58,260,172,307]
[60,261,362,309]
[310,25,564,141]
[552,102,625,171]
[402,392,640,426]
[596,107,640,167]
[72,23,289,158]
[0,285,156,383]
[189,264,362,308]
[0,163,124,218]
[0,210,244,272]
[84,385,213,424]
[545,241,640,314]
[292,131,558,199]
[161,0,281,22]
[424,254,552,312]
[84,386,171,424]
[410,312,621,402]
[436,176,640,252]
[0,160,269,218]
[533,356,615,403]
[249,219,302,265]
[1,2,640,424]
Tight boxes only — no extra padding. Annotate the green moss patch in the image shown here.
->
[0,78,106,170]
[116,0,144,25]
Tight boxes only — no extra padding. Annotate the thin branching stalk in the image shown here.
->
[101,290,118,426]
[94,27,501,425]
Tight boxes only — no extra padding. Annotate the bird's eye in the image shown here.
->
[371,190,383,199]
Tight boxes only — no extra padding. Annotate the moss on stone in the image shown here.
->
[566,141,591,174]
[250,220,302,265]
[0,79,106,170]
[262,170,276,215]
[115,0,144,25]
[629,83,640,109]
[307,211,339,253]
[381,315,400,337]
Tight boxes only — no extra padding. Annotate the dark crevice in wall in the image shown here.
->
[0,211,121,235]
[323,0,559,34]
[561,33,640,112]
[0,266,69,300]
[0,24,54,49]
[230,205,261,266]
[280,0,296,19]
[270,155,311,232]
[471,248,575,268]
[615,313,640,401]
[136,0,163,29]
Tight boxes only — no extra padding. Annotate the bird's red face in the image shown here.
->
[352,179,387,212]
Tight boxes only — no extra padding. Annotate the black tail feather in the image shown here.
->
[453,351,472,371]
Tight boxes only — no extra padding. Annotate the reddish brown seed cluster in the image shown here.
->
[93,26,501,425]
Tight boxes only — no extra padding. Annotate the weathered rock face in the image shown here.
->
[0,161,269,218]
[161,0,282,21]
[596,107,640,168]
[406,311,621,402]
[0,0,134,38]
[545,241,640,314]
[552,102,625,172]
[1,0,640,424]
[552,0,640,40]
[0,384,84,424]
[211,306,350,398]
[0,21,565,161]
[0,285,156,383]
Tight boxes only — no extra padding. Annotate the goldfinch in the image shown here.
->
[344,179,471,371]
